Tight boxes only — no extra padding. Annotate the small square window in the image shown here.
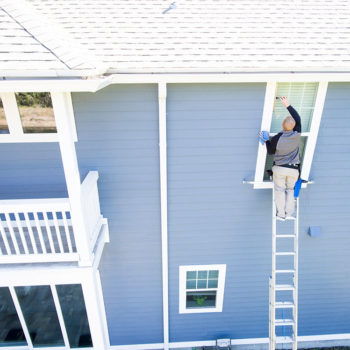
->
[179,265,226,313]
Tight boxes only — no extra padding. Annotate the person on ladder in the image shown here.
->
[261,97,301,221]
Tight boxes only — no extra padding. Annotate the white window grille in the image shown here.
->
[179,264,226,313]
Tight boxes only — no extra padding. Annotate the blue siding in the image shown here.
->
[166,82,350,342]
[167,83,271,341]
[0,143,67,199]
[298,82,350,335]
[72,85,163,346]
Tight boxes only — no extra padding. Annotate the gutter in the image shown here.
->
[0,75,113,92]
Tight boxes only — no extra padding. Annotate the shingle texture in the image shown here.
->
[0,0,104,75]
[2,0,350,74]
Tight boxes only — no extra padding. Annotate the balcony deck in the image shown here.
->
[0,171,108,265]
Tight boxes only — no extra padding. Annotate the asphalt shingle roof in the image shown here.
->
[0,0,106,76]
[1,0,350,74]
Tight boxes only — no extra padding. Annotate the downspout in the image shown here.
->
[158,83,169,349]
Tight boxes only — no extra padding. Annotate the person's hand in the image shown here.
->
[279,96,290,108]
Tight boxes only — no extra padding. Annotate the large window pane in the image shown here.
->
[0,97,9,134]
[271,82,318,133]
[56,284,92,348]
[15,286,64,347]
[186,291,217,309]
[264,137,307,180]
[15,93,56,134]
[0,287,27,346]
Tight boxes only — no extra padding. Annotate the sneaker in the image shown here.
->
[276,216,286,221]
[286,216,296,220]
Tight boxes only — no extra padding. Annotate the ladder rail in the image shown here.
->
[269,191,299,350]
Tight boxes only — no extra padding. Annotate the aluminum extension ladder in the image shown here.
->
[269,191,299,350]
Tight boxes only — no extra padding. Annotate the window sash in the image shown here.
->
[254,81,328,188]
[179,264,226,313]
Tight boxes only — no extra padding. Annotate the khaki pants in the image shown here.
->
[272,165,299,218]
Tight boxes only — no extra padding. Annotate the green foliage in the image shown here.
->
[193,295,207,306]
[15,92,52,108]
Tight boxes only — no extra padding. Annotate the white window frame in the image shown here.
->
[0,265,109,350]
[253,81,328,189]
[0,92,77,143]
[179,264,226,314]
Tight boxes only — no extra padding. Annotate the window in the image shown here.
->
[0,97,9,134]
[254,81,328,187]
[0,284,92,348]
[15,92,56,133]
[179,264,226,313]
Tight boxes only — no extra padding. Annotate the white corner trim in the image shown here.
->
[179,264,226,314]
[158,82,169,349]
[300,81,328,180]
[254,82,276,188]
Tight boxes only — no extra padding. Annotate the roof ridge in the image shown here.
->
[0,0,108,74]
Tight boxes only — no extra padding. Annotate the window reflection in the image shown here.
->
[15,286,64,347]
[56,284,92,348]
[0,287,27,346]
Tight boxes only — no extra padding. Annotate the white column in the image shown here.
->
[51,92,92,266]
[158,83,169,350]
[81,268,110,350]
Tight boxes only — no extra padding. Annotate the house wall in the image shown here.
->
[0,81,348,347]
[72,85,163,346]
[0,143,66,199]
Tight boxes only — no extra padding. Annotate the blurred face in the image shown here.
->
[282,116,296,131]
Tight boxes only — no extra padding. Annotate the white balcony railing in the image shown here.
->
[0,171,106,264]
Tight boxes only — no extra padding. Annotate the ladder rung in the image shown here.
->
[275,318,295,326]
[276,251,295,256]
[276,269,295,274]
[276,336,295,343]
[276,234,296,238]
[275,284,295,291]
[275,301,295,308]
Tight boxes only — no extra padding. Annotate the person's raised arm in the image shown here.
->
[280,96,301,133]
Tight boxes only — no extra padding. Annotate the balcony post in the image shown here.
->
[51,92,92,266]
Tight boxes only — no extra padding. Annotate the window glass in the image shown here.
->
[15,93,56,134]
[0,287,27,346]
[271,82,318,133]
[185,269,220,309]
[15,286,64,347]
[56,284,92,348]
[264,137,307,180]
[186,291,217,309]
[0,97,9,134]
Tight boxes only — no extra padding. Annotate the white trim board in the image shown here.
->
[111,73,350,84]
[0,73,349,93]
[158,82,169,349]
[0,76,112,92]
[109,334,350,350]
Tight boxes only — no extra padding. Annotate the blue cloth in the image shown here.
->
[259,130,269,145]
[294,178,302,198]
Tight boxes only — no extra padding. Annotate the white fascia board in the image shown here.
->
[110,72,350,84]
[0,76,112,92]
[0,66,109,78]
[0,264,94,286]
